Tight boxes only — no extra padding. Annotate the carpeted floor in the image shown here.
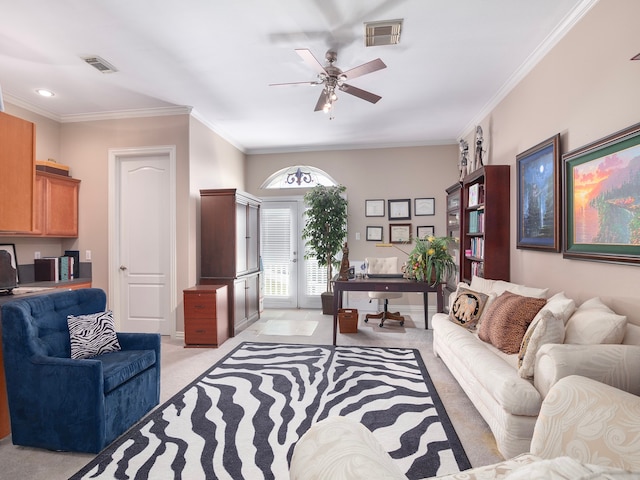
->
[70,342,471,480]
[0,309,503,480]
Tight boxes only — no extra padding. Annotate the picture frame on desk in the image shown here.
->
[516,133,561,252]
[563,122,640,265]
[390,223,411,243]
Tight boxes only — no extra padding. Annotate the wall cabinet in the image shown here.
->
[31,171,80,237]
[461,165,510,283]
[0,112,35,233]
[183,285,228,347]
[200,189,261,335]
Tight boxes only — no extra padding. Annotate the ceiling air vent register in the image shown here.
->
[81,56,118,73]
[364,19,403,47]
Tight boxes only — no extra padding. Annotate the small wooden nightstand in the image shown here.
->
[183,285,228,347]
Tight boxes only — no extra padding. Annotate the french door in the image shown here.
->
[261,198,325,309]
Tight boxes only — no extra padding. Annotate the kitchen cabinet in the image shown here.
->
[0,112,35,233]
[31,171,80,237]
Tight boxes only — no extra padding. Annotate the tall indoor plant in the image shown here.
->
[302,184,348,314]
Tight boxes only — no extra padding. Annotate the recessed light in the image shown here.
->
[36,89,55,97]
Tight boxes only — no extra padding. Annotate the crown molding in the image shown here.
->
[457,0,599,141]
[59,105,193,123]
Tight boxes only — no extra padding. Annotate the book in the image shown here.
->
[59,256,69,281]
[64,250,80,279]
[34,258,58,282]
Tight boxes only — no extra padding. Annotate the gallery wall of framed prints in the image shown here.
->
[364,197,436,242]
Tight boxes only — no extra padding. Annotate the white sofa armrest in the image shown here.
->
[530,375,640,472]
[534,343,640,397]
[290,416,406,480]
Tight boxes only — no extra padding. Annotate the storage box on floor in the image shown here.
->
[338,308,358,333]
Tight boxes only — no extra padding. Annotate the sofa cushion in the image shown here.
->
[470,276,548,299]
[504,457,632,479]
[67,310,121,359]
[449,287,491,330]
[478,291,547,354]
[99,349,157,393]
[564,297,627,345]
[518,310,565,379]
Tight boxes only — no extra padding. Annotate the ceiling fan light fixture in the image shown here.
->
[364,19,403,47]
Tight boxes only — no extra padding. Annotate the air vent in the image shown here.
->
[81,55,118,73]
[364,19,402,47]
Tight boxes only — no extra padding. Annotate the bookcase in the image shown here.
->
[461,165,510,283]
[444,182,462,310]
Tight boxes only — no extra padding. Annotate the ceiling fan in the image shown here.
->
[270,49,386,115]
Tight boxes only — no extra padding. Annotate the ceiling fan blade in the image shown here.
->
[295,48,328,75]
[269,81,319,87]
[342,58,386,80]
[339,84,382,104]
[314,90,329,112]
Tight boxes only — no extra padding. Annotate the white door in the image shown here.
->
[109,147,176,334]
[261,198,325,309]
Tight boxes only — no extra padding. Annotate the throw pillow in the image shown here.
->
[449,287,490,330]
[67,310,121,359]
[448,282,470,312]
[478,291,547,354]
[518,310,565,379]
[542,292,577,325]
[564,297,627,344]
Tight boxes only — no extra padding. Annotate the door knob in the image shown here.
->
[119,265,128,271]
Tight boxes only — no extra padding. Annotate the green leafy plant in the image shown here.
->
[302,185,348,293]
[406,235,456,285]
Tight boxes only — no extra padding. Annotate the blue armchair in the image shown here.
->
[1,288,160,453]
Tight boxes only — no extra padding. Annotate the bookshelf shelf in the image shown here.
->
[461,165,510,283]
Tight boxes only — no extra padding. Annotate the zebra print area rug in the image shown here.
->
[70,342,470,480]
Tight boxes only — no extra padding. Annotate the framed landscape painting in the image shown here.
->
[563,122,640,264]
[516,134,561,251]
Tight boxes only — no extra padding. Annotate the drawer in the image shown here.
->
[185,320,216,344]
[184,295,217,319]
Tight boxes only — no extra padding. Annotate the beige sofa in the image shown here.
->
[432,276,640,459]
[289,375,640,479]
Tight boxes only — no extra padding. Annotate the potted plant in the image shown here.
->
[405,235,456,286]
[302,185,348,314]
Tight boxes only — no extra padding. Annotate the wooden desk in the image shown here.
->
[332,278,444,345]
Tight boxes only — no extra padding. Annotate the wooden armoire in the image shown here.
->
[199,189,261,335]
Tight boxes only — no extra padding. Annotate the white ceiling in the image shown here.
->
[1,0,596,154]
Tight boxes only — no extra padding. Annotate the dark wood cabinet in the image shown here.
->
[183,285,228,347]
[461,165,510,283]
[445,182,463,310]
[200,189,261,335]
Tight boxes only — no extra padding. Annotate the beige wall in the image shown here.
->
[462,0,640,324]
[246,145,459,306]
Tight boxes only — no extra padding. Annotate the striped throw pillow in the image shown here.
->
[67,310,121,359]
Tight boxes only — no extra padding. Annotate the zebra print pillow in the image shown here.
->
[67,310,121,359]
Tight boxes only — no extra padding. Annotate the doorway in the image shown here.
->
[108,146,176,335]
[261,198,325,309]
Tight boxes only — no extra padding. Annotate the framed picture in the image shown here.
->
[366,226,383,242]
[415,197,435,216]
[388,199,411,220]
[516,134,561,251]
[417,225,434,239]
[563,122,640,264]
[365,199,385,217]
[0,243,19,285]
[390,223,411,243]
